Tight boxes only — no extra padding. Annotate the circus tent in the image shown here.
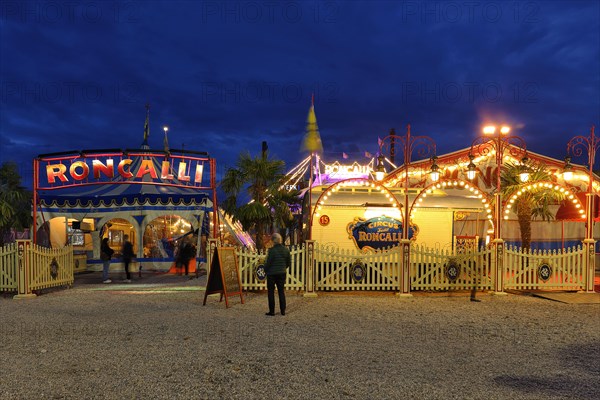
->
[34,148,217,272]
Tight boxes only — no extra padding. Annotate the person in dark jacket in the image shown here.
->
[264,233,291,316]
[121,234,135,283]
[100,237,114,283]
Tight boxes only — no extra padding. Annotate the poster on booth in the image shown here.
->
[203,247,244,308]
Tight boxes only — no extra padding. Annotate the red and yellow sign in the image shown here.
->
[37,151,212,190]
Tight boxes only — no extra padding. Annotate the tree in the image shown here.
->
[500,159,564,250]
[220,151,298,250]
[268,184,301,244]
[0,162,32,246]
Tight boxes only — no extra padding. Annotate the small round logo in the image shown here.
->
[50,257,59,279]
[319,215,330,226]
[351,260,365,282]
[255,264,267,282]
[445,259,460,282]
[538,263,552,282]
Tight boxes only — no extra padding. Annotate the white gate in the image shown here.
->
[237,245,305,291]
[314,243,401,291]
[504,244,585,290]
[411,243,494,291]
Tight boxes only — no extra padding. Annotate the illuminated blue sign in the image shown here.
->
[347,216,417,251]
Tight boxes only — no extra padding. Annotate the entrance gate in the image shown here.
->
[410,243,494,291]
[314,244,400,291]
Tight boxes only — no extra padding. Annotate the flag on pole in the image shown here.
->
[365,151,372,158]
[301,98,323,154]
[377,137,383,147]
[342,152,348,159]
[142,103,150,148]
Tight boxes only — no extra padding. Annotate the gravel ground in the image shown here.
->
[1,279,599,400]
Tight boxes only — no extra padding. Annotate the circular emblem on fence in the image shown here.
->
[351,260,365,282]
[445,259,460,282]
[50,257,59,279]
[255,263,267,282]
[319,215,330,226]
[537,263,552,282]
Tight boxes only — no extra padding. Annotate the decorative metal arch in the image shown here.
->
[502,180,585,220]
[410,178,495,232]
[309,177,403,231]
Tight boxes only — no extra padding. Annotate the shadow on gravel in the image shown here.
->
[559,341,600,376]
[494,340,600,399]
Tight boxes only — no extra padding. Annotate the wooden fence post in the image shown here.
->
[304,240,317,297]
[583,239,596,293]
[397,239,412,297]
[492,239,506,294]
[14,240,36,299]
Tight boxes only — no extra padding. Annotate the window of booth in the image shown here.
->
[103,218,136,256]
[143,215,196,258]
[67,218,94,250]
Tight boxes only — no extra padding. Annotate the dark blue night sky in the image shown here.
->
[1,1,599,188]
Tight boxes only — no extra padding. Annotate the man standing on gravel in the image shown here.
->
[121,234,135,283]
[264,233,291,316]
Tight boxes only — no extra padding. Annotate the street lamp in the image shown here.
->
[163,126,170,153]
[566,125,599,241]
[470,124,527,239]
[429,156,440,182]
[519,154,530,183]
[562,156,573,181]
[379,124,436,296]
[466,154,477,180]
[379,124,436,240]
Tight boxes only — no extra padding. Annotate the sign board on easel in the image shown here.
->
[203,247,244,308]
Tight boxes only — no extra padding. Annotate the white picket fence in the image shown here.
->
[0,242,18,291]
[313,243,400,291]
[504,244,585,290]
[410,243,494,291]
[237,245,306,291]
[236,241,589,293]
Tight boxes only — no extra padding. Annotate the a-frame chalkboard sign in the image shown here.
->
[203,247,244,308]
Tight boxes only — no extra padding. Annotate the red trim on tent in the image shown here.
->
[555,192,600,221]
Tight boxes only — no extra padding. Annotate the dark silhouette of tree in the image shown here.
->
[0,162,32,246]
[220,151,297,250]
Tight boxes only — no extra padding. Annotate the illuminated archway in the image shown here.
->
[411,178,496,236]
[503,181,585,220]
[310,178,403,233]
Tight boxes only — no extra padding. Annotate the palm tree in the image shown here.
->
[267,183,301,244]
[0,162,32,246]
[220,151,296,250]
[500,159,564,250]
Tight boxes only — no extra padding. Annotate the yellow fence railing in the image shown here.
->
[27,243,74,291]
[1,240,74,298]
[0,242,18,291]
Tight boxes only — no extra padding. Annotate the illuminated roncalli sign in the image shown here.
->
[347,216,417,251]
[324,161,372,180]
[36,150,214,190]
